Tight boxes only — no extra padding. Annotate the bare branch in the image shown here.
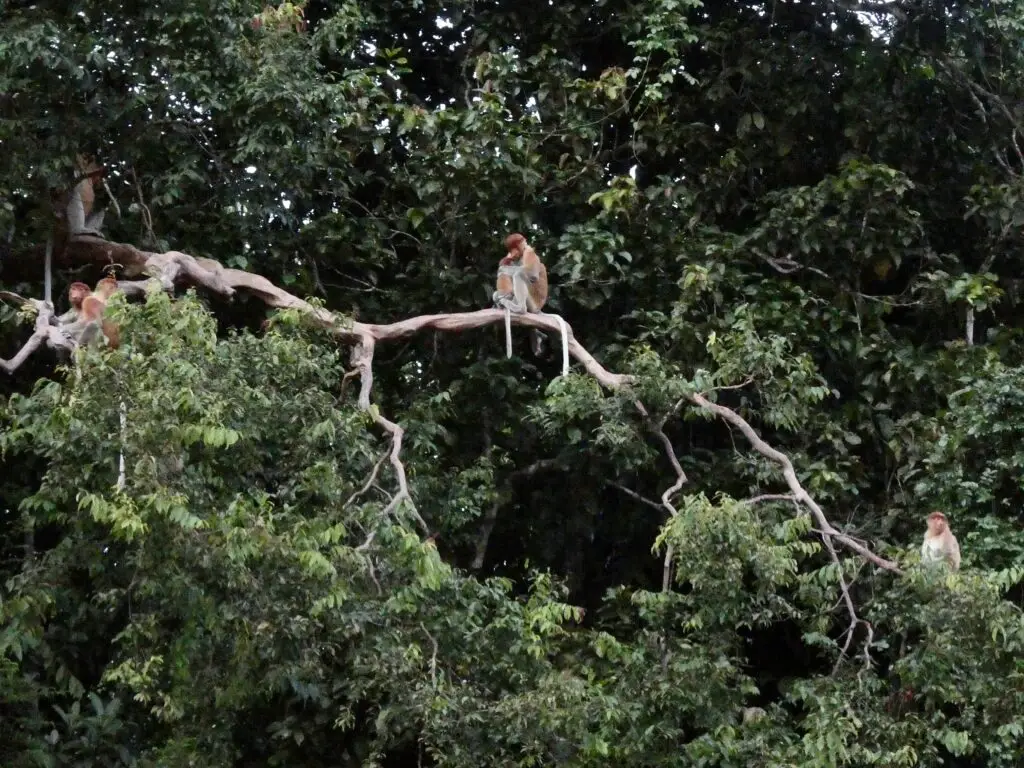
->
[756,252,831,279]
[817,523,870,675]
[690,393,901,573]
[14,237,629,388]
[2,235,901,580]
[634,401,688,516]
[937,58,1024,174]
[609,482,665,512]
[634,400,688,593]
[344,450,389,509]
[740,493,799,506]
[348,337,428,534]
[420,622,440,689]
[0,298,73,373]
[0,328,46,375]
[0,291,39,308]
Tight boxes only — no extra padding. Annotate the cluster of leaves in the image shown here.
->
[5,0,1024,764]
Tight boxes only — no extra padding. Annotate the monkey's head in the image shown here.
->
[505,232,526,253]
[926,511,948,534]
[68,282,91,309]
[94,277,118,299]
[75,154,105,179]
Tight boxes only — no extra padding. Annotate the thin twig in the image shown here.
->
[634,400,688,594]
[350,337,428,534]
[0,299,70,373]
[344,451,389,508]
[420,623,439,689]
[129,168,155,246]
[609,482,665,512]
[740,493,799,506]
[356,530,376,552]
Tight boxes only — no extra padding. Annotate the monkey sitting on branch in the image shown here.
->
[920,511,960,571]
[55,155,109,240]
[491,232,569,375]
[56,281,92,324]
[59,277,121,349]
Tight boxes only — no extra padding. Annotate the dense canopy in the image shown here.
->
[4,0,1024,765]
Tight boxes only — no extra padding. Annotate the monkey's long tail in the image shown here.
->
[117,400,127,491]
[556,315,569,377]
[504,307,512,358]
[44,230,53,306]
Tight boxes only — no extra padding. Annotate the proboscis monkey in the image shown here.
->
[60,156,107,239]
[502,232,548,315]
[921,511,960,571]
[493,233,569,374]
[56,282,92,323]
[64,277,120,348]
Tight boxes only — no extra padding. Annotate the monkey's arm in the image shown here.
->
[520,249,544,282]
[494,265,516,305]
[61,315,100,346]
[509,270,532,313]
[948,535,962,570]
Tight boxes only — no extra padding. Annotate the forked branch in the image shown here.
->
[690,393,901,573]
[0,292,74,373]
[3,235,898,584]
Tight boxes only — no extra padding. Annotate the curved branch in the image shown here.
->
[64,236,628,387]
[349,335,427,535]
[690,393,901,574]
[634,400,688,592]
[10,236,899,576]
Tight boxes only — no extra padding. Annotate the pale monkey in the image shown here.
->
[921,511,960,571]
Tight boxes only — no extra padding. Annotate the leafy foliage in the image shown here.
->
[5,0,1024,765]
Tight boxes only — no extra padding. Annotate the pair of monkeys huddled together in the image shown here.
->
[491,232,567,363]
[57,277,121,349]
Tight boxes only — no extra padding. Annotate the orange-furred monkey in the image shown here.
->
[495,254,515,297]
[493,233,569,373]
[68,281,91,310]
[66,277,120,348]
[56,281,93,324]
[921,511,960,571]
[504,232,548,315]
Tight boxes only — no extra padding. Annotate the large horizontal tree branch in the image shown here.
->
[61,235,628,387]
[3,234,900,578]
